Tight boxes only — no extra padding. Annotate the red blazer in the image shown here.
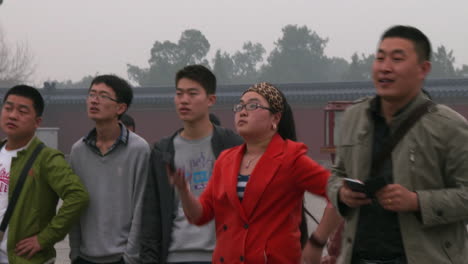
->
[195,134,330,264]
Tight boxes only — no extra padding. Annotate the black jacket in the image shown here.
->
[140,125,243,263]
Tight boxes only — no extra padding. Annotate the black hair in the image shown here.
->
[209,113,221,126]
[89,75,133,117]
[381,25,432,62]
[272,88,307,247]
[120,113,135,131]
[175,65,216,95]
[276,89,297,142]
[3,85,45,117]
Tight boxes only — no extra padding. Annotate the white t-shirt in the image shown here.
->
[0,145,26,263]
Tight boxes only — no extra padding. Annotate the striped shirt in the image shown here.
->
[237,174,250,201]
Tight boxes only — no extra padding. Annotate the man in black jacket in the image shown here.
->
[141,65,242,264]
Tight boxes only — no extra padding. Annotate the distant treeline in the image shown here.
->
[55,25,468,88]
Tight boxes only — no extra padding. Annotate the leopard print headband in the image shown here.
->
[242,82,284,113]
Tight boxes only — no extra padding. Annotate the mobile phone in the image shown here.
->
[344,178,366,193]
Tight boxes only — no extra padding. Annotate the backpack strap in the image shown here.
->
[365,100,435,193]
[0,143,45,240]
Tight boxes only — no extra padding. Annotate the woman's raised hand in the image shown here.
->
[167,165,191,193]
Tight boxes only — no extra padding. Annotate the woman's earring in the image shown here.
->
[272,123,277,131]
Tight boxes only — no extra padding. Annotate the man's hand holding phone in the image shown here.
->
[339,178,372,208]
[344,178,366,193]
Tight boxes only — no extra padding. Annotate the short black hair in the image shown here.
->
[381,25,432,62]
[89,74,133,108]
[175,65,216,95]
[120,113,135,130]
[3,85,45,117]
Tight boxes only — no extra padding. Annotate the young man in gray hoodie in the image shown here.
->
[69,75,150,264]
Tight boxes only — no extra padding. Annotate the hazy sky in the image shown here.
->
[1,0,467,85]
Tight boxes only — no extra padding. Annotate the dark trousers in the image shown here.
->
[74,256,125,264]
[352,257,406,264]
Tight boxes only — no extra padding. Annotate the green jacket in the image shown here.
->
[328,93,468,264]
[4,137,89,264]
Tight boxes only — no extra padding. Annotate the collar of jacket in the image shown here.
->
[0,136,42,158]
[230,132,287,163]
[366,91,432,132]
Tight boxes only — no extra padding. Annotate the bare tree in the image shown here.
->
[0,29,35,86]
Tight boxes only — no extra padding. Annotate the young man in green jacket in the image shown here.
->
[0,85,89,264]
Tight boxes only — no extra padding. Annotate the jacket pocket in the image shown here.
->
[441,238,462,263]
[337,138,370,180]
[265,233,301,263]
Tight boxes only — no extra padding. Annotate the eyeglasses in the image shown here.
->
[232,103,272,113]
[87,93,119,102]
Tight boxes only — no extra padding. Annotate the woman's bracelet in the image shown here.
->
[308,232,327,248]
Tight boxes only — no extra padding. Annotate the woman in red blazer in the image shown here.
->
[171,82,341,264]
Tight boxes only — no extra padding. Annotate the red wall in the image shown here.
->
[38,103,328,161]
[6,102,468,163]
